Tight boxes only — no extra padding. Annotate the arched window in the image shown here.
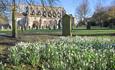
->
[54,20,57,25]
[36,11,41,16]
[25,6,29,14]
[53,12,56,18]
[30,10,35,15]
[50,20,52,24]
[44,21,46,24]
[42,11,47,17]
[32,21,39,29]
[48,11,52,17]
[57,12,61,18]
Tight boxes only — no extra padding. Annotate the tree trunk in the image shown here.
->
[109,23,113,29]
[86,22,91,30]
[12,0,17,38]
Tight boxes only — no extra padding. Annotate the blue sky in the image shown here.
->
[27,0,114,17]
[57,0,114,17]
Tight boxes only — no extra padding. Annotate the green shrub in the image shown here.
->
[0,62,5,70]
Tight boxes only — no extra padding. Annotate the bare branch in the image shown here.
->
[76,0,90,21]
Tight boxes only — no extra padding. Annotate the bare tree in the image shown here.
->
[0,0,59,38]
[94,0,108,27]
[76,0,90,29]
[0,0,10,14]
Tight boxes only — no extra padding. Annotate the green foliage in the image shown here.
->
[0,62,5,70]
[86,22,91,29]
[8,46,21,65]
[23,44,40,66]
[7,36,115,70]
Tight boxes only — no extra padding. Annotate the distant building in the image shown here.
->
[14,5,66,29]
[0,15,11,30]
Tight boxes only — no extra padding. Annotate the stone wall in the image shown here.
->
[27,17,60,29]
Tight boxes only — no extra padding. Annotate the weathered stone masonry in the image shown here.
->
[16,5,66,30]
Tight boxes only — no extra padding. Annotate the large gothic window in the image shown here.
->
[53,11,56,18]
[57,12,61,18]
[30,7,35,15]
[36,11,41,16]
[31,10,35,15]
[48,11,52,17]
[25,6,29,14]
[43,11,47,17]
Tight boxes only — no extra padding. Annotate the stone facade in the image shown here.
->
[16,5,66,29]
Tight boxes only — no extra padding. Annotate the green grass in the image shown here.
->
[0,28,115,41]
[0,29,115,37]
[25,29,115,41]
[1,29,115,54]
[24,29,115,37]
[73,29,115,35]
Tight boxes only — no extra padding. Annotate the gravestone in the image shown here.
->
[62,14,72,36]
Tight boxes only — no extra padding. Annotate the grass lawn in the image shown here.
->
[0,29,115,50]
[0,28,115,45]
[0,29,115,39]
[22,29,115,35]
[73,29,115,36]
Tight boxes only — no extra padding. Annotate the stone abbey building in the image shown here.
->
[16,5,66,29]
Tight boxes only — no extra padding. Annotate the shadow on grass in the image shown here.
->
[22,32,62,36]
[0,34,18,46]
[0,32,115,46]
[0,42,16,46]
[0,34,12,38]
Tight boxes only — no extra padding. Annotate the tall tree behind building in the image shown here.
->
[75,0,90,29]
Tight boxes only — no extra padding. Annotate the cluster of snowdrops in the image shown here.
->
[0,36,115,70]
